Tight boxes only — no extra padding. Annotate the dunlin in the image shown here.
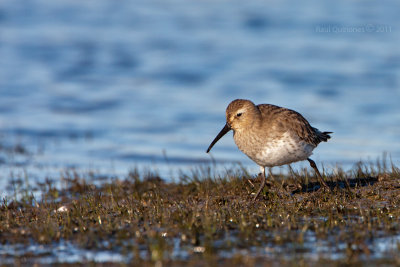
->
[206,99,332,200]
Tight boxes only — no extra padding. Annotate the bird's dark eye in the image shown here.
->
[236,112,242,117]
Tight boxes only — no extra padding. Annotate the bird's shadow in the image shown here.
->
[291,176,378,194]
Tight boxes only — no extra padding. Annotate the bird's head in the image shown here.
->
[206,99,259,153]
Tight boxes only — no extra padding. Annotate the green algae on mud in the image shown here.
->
[1,163,400,266]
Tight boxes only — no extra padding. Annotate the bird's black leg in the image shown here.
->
[253,166,266,201]
[307,158,329,189]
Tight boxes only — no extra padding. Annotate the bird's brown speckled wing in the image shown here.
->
[257,104,330,146]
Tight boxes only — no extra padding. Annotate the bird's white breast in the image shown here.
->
[248,131,315,167]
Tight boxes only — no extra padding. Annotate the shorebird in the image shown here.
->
[206,99,332,200]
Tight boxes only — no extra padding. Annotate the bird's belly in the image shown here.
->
[243,134,315,167]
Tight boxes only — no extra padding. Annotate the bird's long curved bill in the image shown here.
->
[206,123,231,153]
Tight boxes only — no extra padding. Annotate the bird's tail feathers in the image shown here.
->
[312,127,332,142]
[320,131,332,142]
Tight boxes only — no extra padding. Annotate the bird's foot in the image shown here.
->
[286,183,302,192]
[316,183,331,193]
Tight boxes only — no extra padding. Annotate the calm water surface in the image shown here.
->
[0,0,400,188]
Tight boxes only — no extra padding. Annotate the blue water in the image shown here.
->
[0,0,400,187]
[1,233,400,264]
